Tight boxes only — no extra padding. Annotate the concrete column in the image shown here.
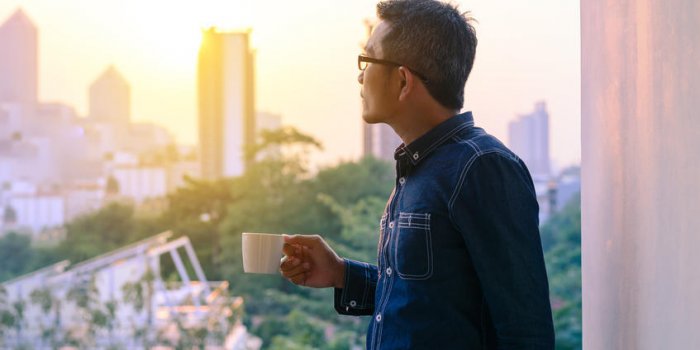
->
[581,1,700,349]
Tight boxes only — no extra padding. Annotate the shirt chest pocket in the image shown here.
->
[393,212,433,280]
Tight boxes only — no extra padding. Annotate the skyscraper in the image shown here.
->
[89,65,131,125]
[363,123,402,162]
[0,9,38,106]
[198,28,255,179]
[508,101,551,179]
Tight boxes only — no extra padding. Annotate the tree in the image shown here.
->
[0,233,33,282]
[245,126,323,164]
[541,193,582,350]
[155,177,237,281]
[317,194,384,263]
[60,202,136,263]
[258,309,325,350]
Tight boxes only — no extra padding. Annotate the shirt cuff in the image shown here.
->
[334,259,376,316]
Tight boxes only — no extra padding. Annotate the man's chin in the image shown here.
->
[362,113,381,124]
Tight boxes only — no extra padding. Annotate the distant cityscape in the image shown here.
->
[0,9,269,349]
[0,9,282,239]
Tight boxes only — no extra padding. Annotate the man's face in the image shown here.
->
[359,21,400,124]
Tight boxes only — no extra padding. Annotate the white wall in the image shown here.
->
[581,1,700,349]
[9,195,64,235]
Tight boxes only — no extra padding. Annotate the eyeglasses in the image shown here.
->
[358,55,429,83]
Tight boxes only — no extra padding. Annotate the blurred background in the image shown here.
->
[0,1,582,349]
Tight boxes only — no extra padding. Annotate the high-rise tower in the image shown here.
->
[88,66,131,125]
[508,101,551,179]
[0,9,38,106]
[198,28,255,179]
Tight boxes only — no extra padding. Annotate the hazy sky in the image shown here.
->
[0,0,580,168]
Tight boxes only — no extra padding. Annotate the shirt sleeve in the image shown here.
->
[450,152,555,349]
[333,258,377,316]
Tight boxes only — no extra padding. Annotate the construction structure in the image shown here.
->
[0,231,259,349]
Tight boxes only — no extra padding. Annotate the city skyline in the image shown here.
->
[0,1,580,167]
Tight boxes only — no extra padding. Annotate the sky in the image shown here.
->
[0,0,580,169]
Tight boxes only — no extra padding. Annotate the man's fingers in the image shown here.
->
[280,255,301,270]
[282,243,302,257]
[288,272,308,286]
[280,259,311,279]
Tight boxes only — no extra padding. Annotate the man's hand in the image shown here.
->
[280,234,346,289]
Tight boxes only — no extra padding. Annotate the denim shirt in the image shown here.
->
[334,112,555,349]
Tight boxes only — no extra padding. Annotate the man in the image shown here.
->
[280,0,555,348]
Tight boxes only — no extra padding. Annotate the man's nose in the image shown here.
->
[358,70,364,84]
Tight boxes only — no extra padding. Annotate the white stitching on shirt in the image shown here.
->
[466,139,482,155]
[413,122,473,163]
[448,150,522,220]
[393,212,434,280]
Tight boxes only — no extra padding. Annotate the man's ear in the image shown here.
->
[397,66,414,101]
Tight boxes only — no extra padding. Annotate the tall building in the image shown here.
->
[0,9,38,106]
[89,65,131,124]
[363,123,402,161]
[198,28,255,179]
[508,101,551,179]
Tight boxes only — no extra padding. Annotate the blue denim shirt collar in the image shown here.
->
[394,111,475,166]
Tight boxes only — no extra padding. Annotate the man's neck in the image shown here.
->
[390,107,459,146]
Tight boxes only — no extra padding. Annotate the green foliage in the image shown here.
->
[255,309,325,349]
[541,193,582,350]
[0,233,33,282]
[317,194,384,263]
[60,202,136,263]
[245,126,323,163]
[0,233,65,284]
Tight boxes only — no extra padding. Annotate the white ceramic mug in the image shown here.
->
[242,232,285,274]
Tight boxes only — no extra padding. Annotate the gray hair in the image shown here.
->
[377,0,477,110]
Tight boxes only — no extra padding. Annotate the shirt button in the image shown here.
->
[386,267,393,276]
[388,221,395,229]
[398,177,406,185]
[412,152,419,160]
[350,300,357,307]
[376,313,382,322]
